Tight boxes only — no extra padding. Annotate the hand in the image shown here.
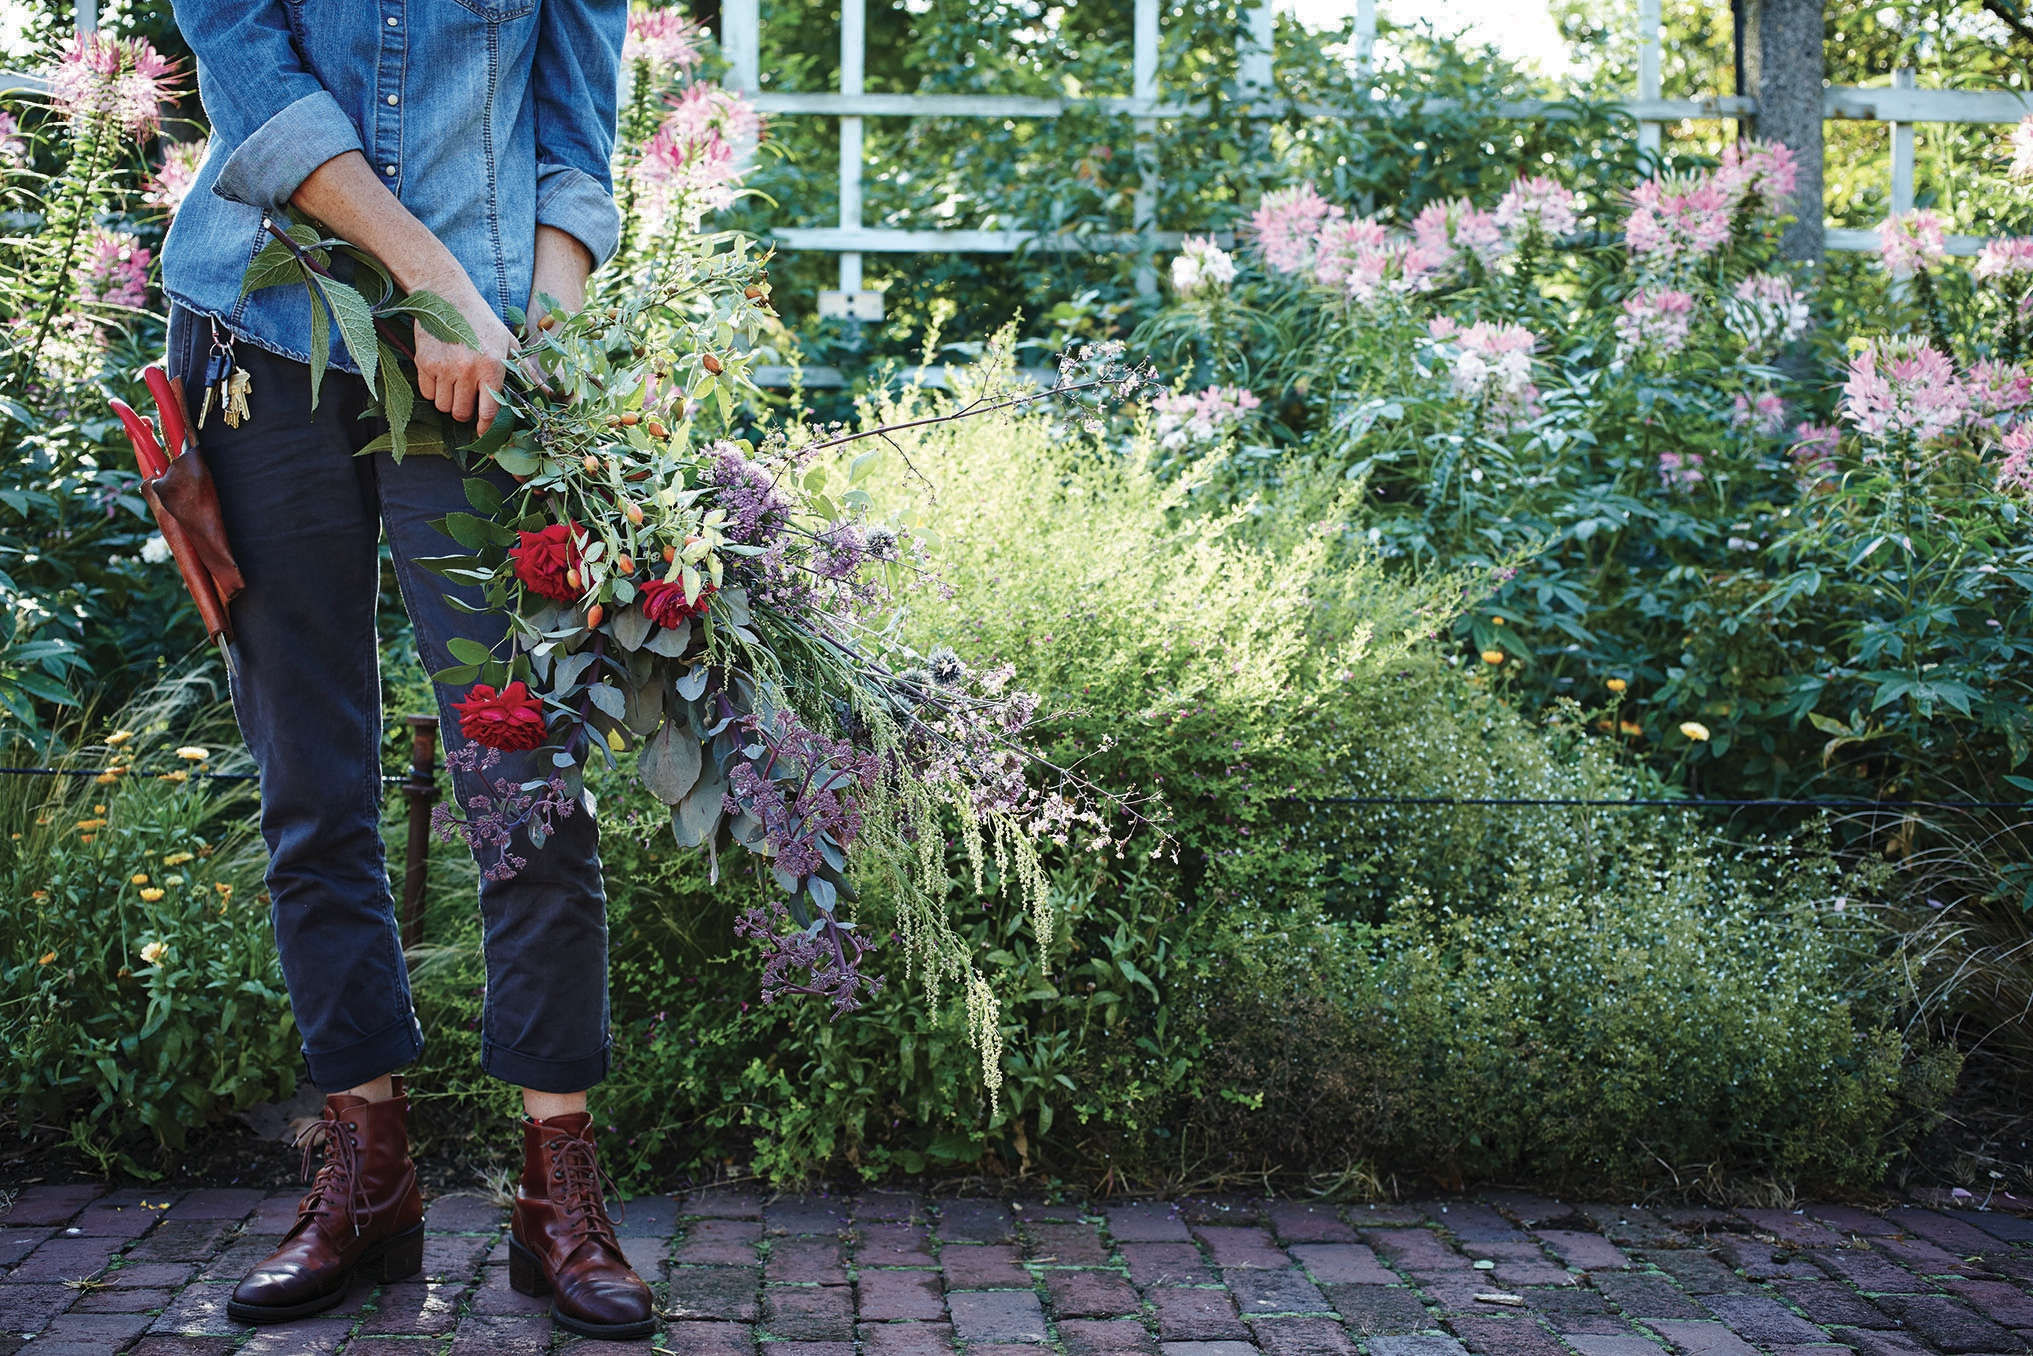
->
[414,281,519,432]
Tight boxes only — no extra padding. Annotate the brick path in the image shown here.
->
[4,1185,2033,1354]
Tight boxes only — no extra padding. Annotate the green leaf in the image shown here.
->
[670,751,727,845]
[309,274,381,392]
[446,637,495,666]
[463,477,504,515]
[378,340,413,462]
[639,718,703,804]
[587,682,627,721]
[384,290,479,347]
[307,283,331,411]
[611,605,653,651]
[239,237,307,297]
[494,447,541,477]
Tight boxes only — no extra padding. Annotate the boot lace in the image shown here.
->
[294,1116,371,1238]
[547,1132,624,1252]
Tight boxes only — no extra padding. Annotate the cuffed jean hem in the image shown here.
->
[302,1011,426,1094]
[482,1036,612,1095]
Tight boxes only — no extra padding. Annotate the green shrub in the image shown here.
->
[385,394,1954,1196]
[0,678,294,1176]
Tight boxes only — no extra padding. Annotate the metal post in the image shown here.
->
[74,0,96,33]
[838,0,865,297]
[1132,0,1159,297]
[1743,0,1826,267]
[1637,0,1662,157]
[398,715,439,951]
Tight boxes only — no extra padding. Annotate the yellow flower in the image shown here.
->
[35,815,51,825]
[161,851,194,866]
[37,951,56,966]
[1618,720,1644,737]
[157,770,187,783]
[139,941,168,966]
[92,803,106,813]
[175,746,209,762]
[139,887,165,902]
[131,873,150,886]
[78,833,96,844]
[1679,721,1711,742]
[8,832,18,840]
[214,882,234,899]
[74,818,107,831]
[1491,616,1505,626]
[1605,677,1627,693]
[94,771,119,785]
[29,889,47,900]
[105,730,133,745]
[1480,649,1505,665]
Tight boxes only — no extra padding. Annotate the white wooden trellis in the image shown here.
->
[5,3,2020,272]
[716,0,2025,281]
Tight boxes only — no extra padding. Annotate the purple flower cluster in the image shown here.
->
[723,707,878,879]
[734,896,883,1015]
[429,742,579,882]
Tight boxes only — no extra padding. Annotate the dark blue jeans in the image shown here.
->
[167,303,611,1094]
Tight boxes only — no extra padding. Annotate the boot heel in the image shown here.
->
[507,1236,551,1297]
[367,1223,426,1283]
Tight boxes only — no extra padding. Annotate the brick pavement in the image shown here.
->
[3,1185,2033,1354]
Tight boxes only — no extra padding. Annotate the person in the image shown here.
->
[158,0,653,1340]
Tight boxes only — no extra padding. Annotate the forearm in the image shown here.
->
[290,151,484,307]
[529,224,594,317]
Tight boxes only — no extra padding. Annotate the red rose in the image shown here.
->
[453,681,547,751]
[637,577,715,628]
[509,522,583,603]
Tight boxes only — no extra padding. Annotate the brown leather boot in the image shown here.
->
[226,1077,426,1324]
[508,1111,655,1339]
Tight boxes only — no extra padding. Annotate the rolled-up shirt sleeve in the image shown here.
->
[531,0,627,270]
[171,0,362,212]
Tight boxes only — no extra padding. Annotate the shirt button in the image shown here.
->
[387,93,400,106]
[386,14,398,23]
[384,164,397,176]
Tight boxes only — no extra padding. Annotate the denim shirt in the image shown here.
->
[161,0,626,374]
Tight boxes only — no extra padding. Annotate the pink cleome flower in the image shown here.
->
[1251,182,1345,276]
[1170,235,1236,299]
[1791,422,1841,486]
[1732,391,1788,437]
[1658,449,1705,491]
[48,32,179,140]
[1966,359,2033,420]
[1975,236,2033,285]
[624,9,705,73]
[1624,172,1733,267]
[2011,114,2033,182]
[1614,288,1696,359]
[1494,175,1579,241]
[1879,209,1949,277]
[1151,385,1261,450]
[630,84,763,231]
[0,109,25,165]
[1312,215,1389,289]
[1715,138,1799,214]
[1724,272,1811,355]
[1412,198,1505,268]
[78,229,151,311]
[1998,422,2033,495]
[1437,321,1542,428]
[146,137,207,217]
[1841,339,1968,443]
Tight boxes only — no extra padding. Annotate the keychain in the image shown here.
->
[197,318,253,429]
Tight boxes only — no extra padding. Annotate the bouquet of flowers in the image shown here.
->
[242,216,1152,1091]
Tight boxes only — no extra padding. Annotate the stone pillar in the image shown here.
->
[1742,0,1826,267]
